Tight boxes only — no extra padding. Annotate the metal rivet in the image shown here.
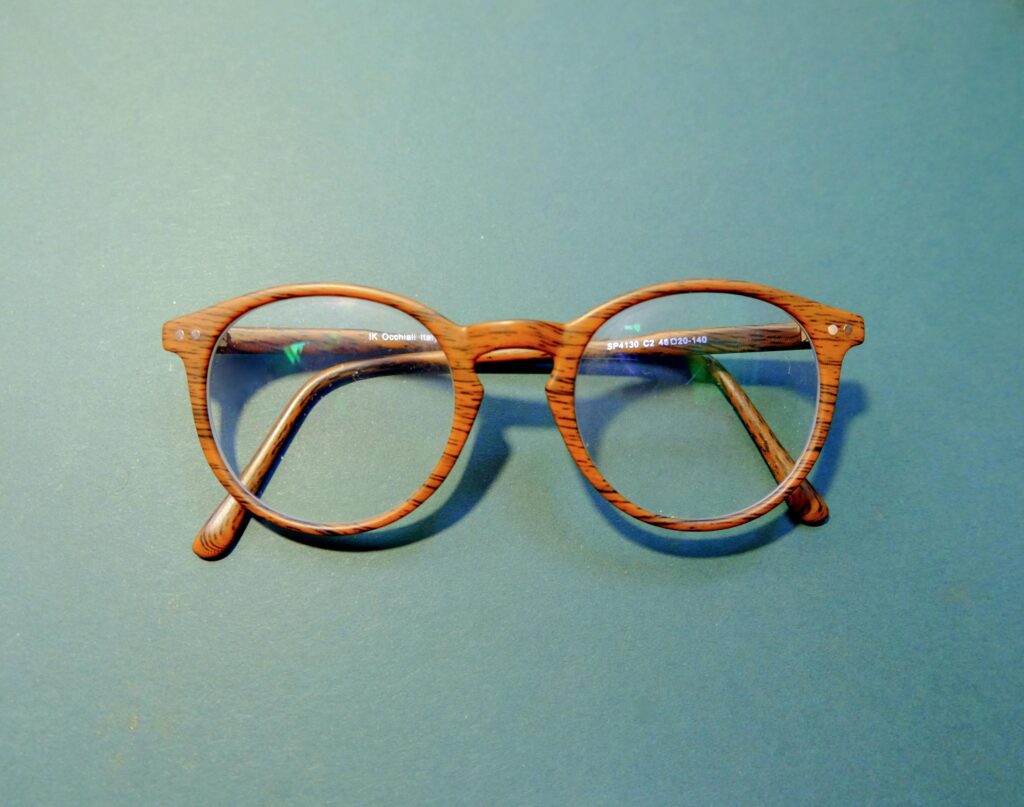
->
[828,324,839,336]
[174,329,185,341]
[843,323,854,335]
[189,329,202,340]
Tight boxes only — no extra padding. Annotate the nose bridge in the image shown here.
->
[466,319,566,360]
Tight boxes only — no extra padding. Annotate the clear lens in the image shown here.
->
[574,293,818,520]
[207,296,455,524]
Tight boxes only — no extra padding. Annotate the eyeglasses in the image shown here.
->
[163,281,864,559]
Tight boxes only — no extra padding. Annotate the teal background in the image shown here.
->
[1,2,1022,804]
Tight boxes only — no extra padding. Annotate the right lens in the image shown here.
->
[574,292,819,520]
[206,295,455,524]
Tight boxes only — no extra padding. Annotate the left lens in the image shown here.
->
[573,292,819,520]
[206,295,455,524]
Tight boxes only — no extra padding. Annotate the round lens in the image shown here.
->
[207,296,455,524]
[574,293,818,520]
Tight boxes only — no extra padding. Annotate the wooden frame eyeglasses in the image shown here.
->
[163,280,864,559]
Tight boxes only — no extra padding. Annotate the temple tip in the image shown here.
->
[192,496,251,560]
[786,479,830,526]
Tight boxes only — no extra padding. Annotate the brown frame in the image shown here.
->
[163,280,865,559]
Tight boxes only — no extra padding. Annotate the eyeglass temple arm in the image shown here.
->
[218,322,809,359]
[193,351,449,559]
[195,324,822,558]
[699,355,828,525]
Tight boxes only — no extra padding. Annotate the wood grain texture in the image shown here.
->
[163,280,864,558]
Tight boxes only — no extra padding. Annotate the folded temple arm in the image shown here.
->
[218,321,809,359]
[194,323,826,558]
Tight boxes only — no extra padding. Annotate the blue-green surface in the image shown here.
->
[1,2,1022,804]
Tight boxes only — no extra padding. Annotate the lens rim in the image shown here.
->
[568,290,821,524]
[543,280,859,533]
[205,294,463,526]
[167,283,484,536]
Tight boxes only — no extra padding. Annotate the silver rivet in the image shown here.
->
[189,329,202,340]
[174,329,185,341]
[828,324,839,336]
[843,323,854,335]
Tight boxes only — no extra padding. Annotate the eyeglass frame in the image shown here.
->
[163,279,865,559]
